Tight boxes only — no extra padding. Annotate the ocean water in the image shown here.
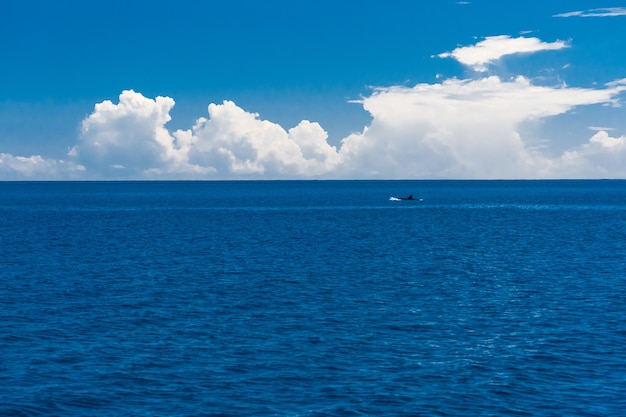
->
[1,180,625,416]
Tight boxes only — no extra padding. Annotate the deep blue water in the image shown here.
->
[1,180,626,416]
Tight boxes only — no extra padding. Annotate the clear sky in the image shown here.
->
[2,0,626,179]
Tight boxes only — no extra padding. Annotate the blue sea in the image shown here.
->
[1,180,625,416]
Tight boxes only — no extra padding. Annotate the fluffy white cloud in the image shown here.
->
[337,76,626,178]
[2,35,626,180]
[69,89,179,178]
[68,90,341,179]
[554,8,626,18]
[559,131,626,177]
[438,36,569,72]
[183,100,341,178]
[0,153,84,179]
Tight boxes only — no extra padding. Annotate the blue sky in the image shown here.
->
[2,0,626,179]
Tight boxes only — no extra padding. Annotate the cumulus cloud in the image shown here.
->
[69,90,179,178]
[559,131,626,177]
[437,36,569,72]
[554,7,626,18]
[2,35,626,180]
[338,76,626,178]
[68,90,341,179]
[183,100,341,178]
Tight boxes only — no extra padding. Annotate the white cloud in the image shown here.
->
[0,153,84,179]
[2,80,626,180]
[589,126,615,132]
[69,89,179,178]
[559,131,626,178]
[2,36,626,181]
[589,131,626,149]
[337,76,626,178]
[68,90,341,179]
[183,100,341,178]
[438,36,569,72]
[606,78,626,88]
[554,7,626,18]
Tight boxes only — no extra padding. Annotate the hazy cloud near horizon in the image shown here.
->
[2,36,626,180]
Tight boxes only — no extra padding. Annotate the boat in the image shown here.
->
[390,194,418,201]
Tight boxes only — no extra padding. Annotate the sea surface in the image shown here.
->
[1,180,625,416]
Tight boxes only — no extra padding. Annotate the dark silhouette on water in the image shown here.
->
[390,194,421,201]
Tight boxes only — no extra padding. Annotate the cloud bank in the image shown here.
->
[2,36,626,180]
[340,76,625,178]
[0,153,84,180]
[67,90,341,179]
